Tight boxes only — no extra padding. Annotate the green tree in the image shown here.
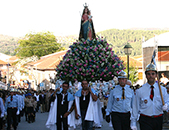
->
[4,50,10,55]
[15,31,65,58]
[124,65,139,84]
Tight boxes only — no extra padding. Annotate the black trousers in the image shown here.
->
[7,108,17,130]
[57,116,68,130]
[0,117,3,130]
[111,112,131,130]
[25,107,28,120]
[27,107,34,115]
[139,114,163,130]
[36,101,40,112]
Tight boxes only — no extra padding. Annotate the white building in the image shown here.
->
[142,32,169,82]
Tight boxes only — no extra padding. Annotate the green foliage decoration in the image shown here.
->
[56,37,124,83]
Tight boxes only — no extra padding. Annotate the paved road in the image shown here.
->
[18,112,49,130]
[17,112,169,130]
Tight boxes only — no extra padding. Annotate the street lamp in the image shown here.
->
[124,43,132,79]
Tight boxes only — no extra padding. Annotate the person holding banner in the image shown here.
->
[131,63,169,130]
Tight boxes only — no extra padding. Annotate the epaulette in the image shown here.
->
[111,87,115,90]
[130,86,134,90]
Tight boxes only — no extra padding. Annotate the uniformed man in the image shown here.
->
[20,90,25,117]
[5,88,19,130]
[106,70,134,130]
[131,63,169,130]
[0,92,5,130]
[24,93,28,121]
[15,90,22,123]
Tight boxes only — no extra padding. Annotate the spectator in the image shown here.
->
[160,73,169,86]
[39,91,46,113]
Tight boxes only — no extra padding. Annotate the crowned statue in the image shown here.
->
[79,3,96,40]
[56,3,124,91]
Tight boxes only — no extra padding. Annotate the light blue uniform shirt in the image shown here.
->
[16,94,22,110]
[0,97,5,116]
[131,82,169,127]
[106,85,134,115]
[5,95,19,112]
[22,95,25,109]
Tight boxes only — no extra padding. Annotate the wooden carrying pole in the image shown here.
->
[148,34,165,106]
[151,48,165,105]
[156,71,165,105]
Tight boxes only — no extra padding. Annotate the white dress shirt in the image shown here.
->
[131,82,169,127]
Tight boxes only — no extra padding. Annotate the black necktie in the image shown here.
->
[150,86,154,100]
[121,88,125,99]
[11,96,13,101]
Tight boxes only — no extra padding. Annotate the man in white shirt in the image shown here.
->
[106,70,134,130]
[131,63,169,130]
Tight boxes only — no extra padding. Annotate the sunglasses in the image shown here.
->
[146,72,156,76]
[82,83,88,85]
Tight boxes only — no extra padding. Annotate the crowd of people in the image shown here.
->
[0,87,56,130]
[0,63,169,130]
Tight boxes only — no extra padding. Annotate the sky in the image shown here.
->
[0,0,169,37]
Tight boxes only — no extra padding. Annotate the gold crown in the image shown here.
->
[83,3,88,8]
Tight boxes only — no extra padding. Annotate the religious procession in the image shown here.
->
[0,69,169,130]
[1,3,169,130]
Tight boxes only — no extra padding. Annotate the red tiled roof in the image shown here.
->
[29,50,146,70]
[158,51,169,61]
[120,56,142,68]
[28,51,67,70]
[8,56,19,64]
[8,56,19,61]
[133,55,143,62]
[0,60,7,65]
[120,51,169,68]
